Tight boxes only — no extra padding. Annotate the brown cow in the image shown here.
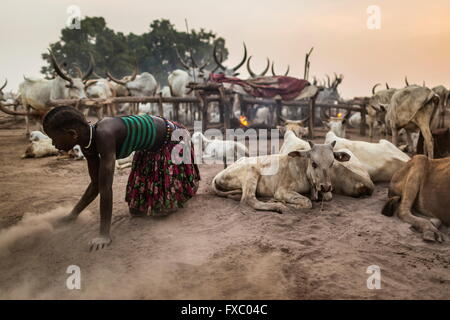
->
[382,155,450,242]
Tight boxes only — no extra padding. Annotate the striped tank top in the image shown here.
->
[116,114,157,159]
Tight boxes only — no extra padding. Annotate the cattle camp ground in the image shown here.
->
[1,2,450,301]
[0,110,449,299]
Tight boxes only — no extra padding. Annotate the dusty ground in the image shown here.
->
[0,114,449,300]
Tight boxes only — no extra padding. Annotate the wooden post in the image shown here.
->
[275,99,282,125]
[195,91,208,133]
[219,87,230,130]
[173,102,179,122]
[308,97,316,139]
[360,103,367,136]
[157,93,164,117]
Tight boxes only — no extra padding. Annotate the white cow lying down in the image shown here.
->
[279,131,374,197]
[22,139,59,158]
[212,141,351,213]
[192,132,249,161]
[324,131,410,182]
[25,131,84,160]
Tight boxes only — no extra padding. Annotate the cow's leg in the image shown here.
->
[368,122,374,141]
[397,161,443,242]
[405,130,415,154]
[240,167,288,213]
[274,190,312,210]
[416,123,433,159]
[391,126,399,147]
[25,105,31,136]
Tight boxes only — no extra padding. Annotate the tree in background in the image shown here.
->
[41,17,229,85]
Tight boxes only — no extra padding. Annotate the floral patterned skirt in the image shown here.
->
[125,122,200,215]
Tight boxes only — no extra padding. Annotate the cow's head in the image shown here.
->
[277,117,309,138]
[288,141,351,201]
[321,109,351,138]
[49,50,93,100]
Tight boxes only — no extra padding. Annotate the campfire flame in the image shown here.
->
[240,115,249,127]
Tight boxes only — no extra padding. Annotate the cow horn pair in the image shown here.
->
[271,62,290,76]
[213,42,247,75]
[246,56,270,78]
[48,50,95,86]
[175,47,209,71]
[106,58,139,86]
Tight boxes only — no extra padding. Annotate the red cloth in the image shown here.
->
[210,73,310,101]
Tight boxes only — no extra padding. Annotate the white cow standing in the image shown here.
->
[19,51,93,135]
[386,85,439,158]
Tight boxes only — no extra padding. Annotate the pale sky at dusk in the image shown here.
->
[1,0,450,98]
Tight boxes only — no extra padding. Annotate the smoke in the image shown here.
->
[0,206,79,257]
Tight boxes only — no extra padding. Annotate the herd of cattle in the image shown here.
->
[0,45,449,243]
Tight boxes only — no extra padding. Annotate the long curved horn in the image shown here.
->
[372,83,381,95]
[48,49,73,87]
[246,56,257,78]
[326,74,331,88]
[261,58,270,76]
[312,76,318,86]
[232,42,247,72]
[213,43,228,71]
[92,71,102,79]
[84,79,99,90]
[405,76,410,86]
[0,79,7,92]
[385,83,390,89]
[211,51,223,73]
[129,58,138,81]
[175,47,191,70]
[189,50,198,69]
[106,71,127,86]
[284,65,290,76]
[82,52,95,81]
[271,62,276,76]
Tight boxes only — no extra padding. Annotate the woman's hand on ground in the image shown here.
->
[58,213,78,225]
[89,236,112,251]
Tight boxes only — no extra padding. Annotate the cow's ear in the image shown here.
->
[288,150,309,158]
[330,140,337,149]
[334,151,351,162]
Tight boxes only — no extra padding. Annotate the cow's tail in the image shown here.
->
[381,196,401,217]
[211,175,242,199]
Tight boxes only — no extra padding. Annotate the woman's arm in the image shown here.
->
[68,154,100,218]
[61,154,100,223]
[90,125,118,250]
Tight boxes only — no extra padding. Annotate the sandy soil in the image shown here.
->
[0,114,449,299]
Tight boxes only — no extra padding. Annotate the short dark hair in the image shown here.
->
[43,106,89,133]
